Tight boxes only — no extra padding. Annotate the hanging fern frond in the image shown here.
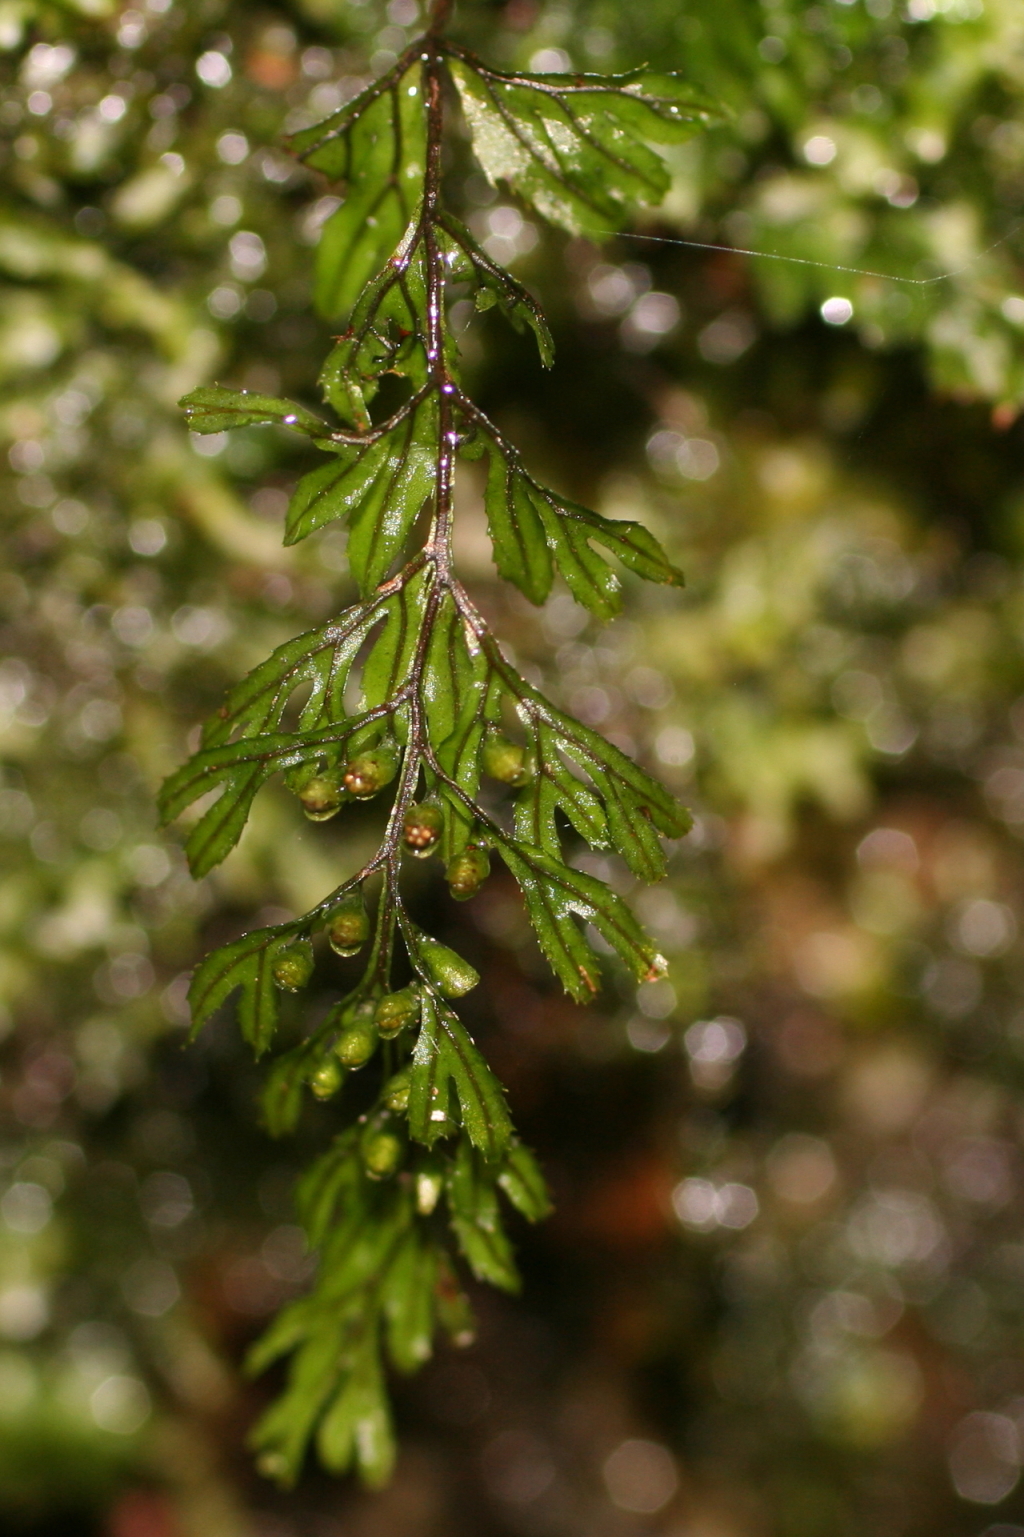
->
[166,0,717,1488]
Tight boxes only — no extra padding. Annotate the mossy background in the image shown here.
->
[4,0,1024,1532]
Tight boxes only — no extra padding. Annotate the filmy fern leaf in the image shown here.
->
[166,3,716,1490]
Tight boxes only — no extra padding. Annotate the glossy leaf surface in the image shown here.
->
[408,994,513,1159]
[188,925,295,1055]
[180,384,330,438]
[285,395,438,596]
[449,54,718,235]
[289,58,428,324]
[473,423,684,615]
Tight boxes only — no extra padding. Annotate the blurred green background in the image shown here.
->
[4,0,1024,1533]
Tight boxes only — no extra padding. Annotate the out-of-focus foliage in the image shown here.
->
[569,0,1024,411]
[3,0,1024,1534]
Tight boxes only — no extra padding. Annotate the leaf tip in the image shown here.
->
[185,849,214,880]
[578,965,601,997]
[644,952,669,982]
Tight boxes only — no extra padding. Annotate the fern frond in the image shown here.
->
[165,8,716,1487]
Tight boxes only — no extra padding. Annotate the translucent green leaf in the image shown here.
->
[383,1232,438,1373]
[491,661,692,879]
[285,455,373,541]
[245,1294,319,1377]
[317,1185,412,1306]
[197,603,387,751]
[420,591,481,750]
[360,566,432,717]
[493,835,666,1000]
[514,726,608,858]
[285,396,438,597]
[248,1164,427,1487]
[188,925,295,1054]
[179,384,329,438]
[538,705,689,837]
[448,53,720,236]
[481,436,553,604]
[288,58,427,323]
[473,426,683,615]
[250,1315,350,1484]
[318,222,432,428]
[262,1018,349,1140]
[542,718,689,882]
[498,1142,553,1222]
[434,1251,476,1344]
[445,1138,519,1292]
[296,1132,366,1250]
[408,994,512,1158]
[346,398,438,594]
[561,498,686,588]
[435,670,504,862]
[438,213,553,365]
[317,1333,396,1487]
[168,759,265,878]
[161,709,384,875]
[262,1043,313,1139]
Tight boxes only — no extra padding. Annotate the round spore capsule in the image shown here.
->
[342,746,398,799]
[298,775,345,821]
[327,894,370,957]
[375,987,421,1038]
[446,845,490,900]
[272,942,314,991]
[310,1058,343,1099]
[402,802,443,857]
[363,1131,403,1180]
[334,1023,376,1068]
[481,732,532,787]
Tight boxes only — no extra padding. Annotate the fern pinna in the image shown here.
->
[164,0,715,1487]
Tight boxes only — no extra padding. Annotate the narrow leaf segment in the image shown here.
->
[166,6,713,1489]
